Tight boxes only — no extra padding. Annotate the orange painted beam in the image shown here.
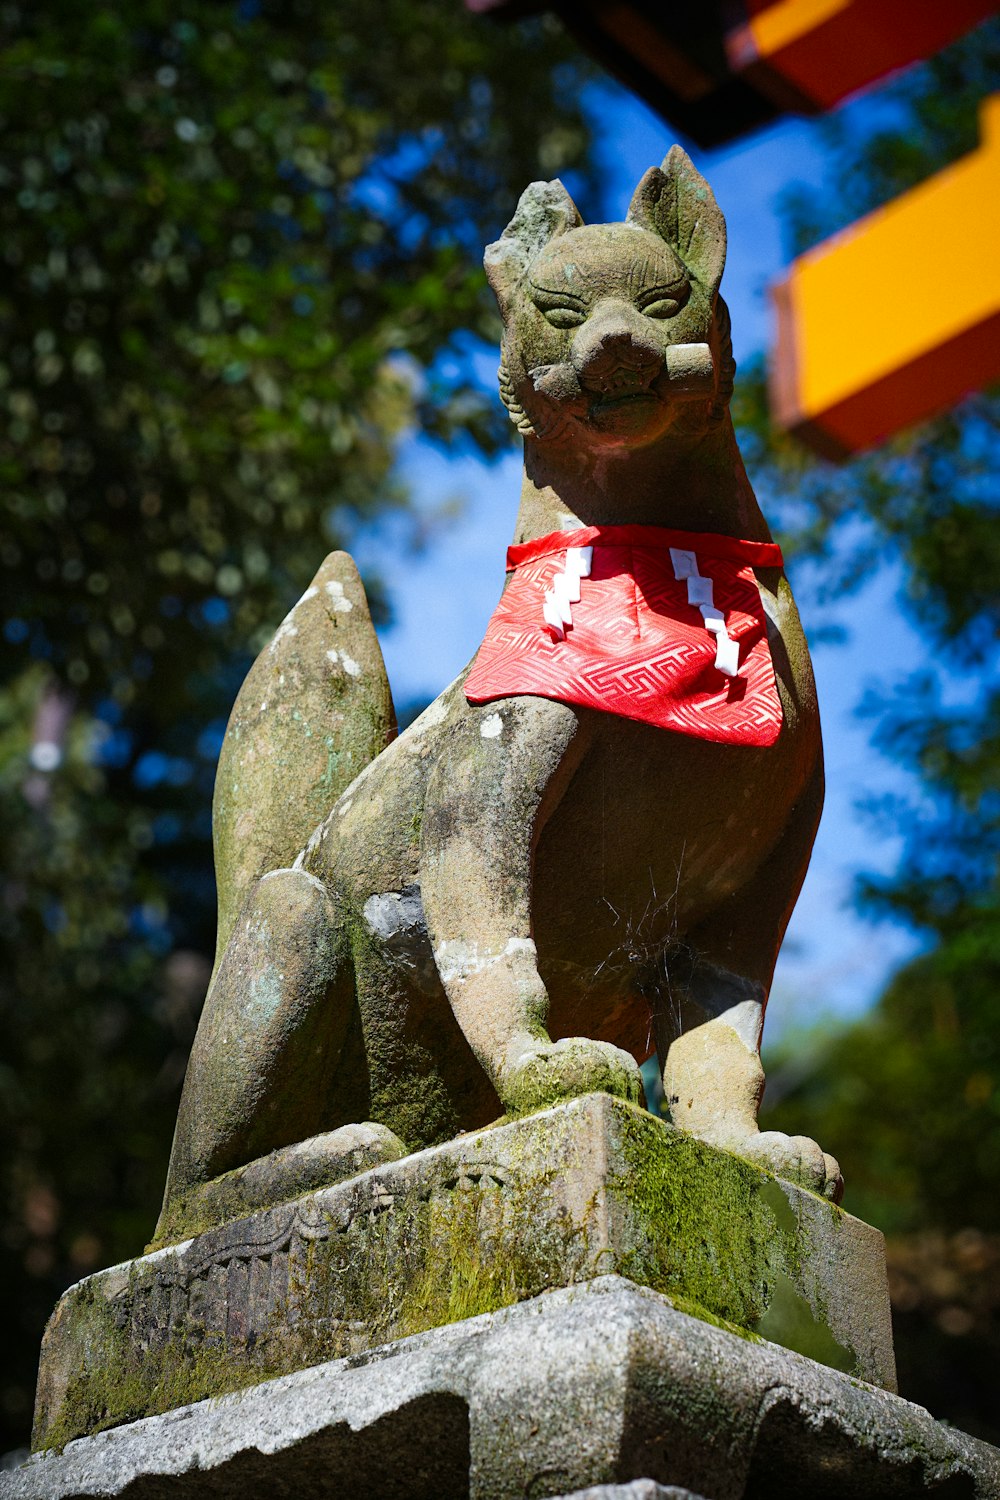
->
[769,94,1000,459]
[727,0,997,112]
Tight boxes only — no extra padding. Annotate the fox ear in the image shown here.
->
[485,179,584,315]
[627,145,726,299]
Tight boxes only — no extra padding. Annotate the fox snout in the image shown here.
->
[521,300,717,442]
[569,307,715,405]
[572,307,662,395]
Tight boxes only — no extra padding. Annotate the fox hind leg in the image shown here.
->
[154,866,404,1244]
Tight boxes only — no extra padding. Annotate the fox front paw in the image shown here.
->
[737,1130,844,1204]
[502,1036,643,1116]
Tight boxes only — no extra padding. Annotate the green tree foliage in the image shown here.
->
[0,1,596,1449]
[2,0,596,702]
[745,18,1000,1440]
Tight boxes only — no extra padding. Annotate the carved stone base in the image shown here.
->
[6,1279,998,1500]
[33,1095,895,1452]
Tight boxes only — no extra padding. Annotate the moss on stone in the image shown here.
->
[286,1148,590,1360]
[368,1052,457,1156]
[148,1126,405,1253]
[502,1046,641,1120]
[35,1271,292,1455]
[664,1292,766,1346]
[343,913,461,1153]
[609,1101,857,1374]
[36,1096,875,1451]
[612,1103,776,1328]
[146,1140,586,1441]
[146,1185,239,1254]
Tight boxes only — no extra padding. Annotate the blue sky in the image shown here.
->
[360,82,929,1046]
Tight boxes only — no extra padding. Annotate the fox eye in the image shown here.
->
[530,288,587,328]
[639,284,689,319]
[539,303,586,329]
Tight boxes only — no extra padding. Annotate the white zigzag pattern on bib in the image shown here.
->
[465,532,784,748]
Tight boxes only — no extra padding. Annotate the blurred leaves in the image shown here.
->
[0,0,597,1449]
[750,17,1000,1443]
[0,0,597,708]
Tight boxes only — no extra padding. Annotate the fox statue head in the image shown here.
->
[485,145,736,450]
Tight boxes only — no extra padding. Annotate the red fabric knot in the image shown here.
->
[465,524,785,747]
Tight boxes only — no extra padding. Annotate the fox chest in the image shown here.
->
[529,656,819,977]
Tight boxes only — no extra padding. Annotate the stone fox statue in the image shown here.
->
[155,147,841,1246]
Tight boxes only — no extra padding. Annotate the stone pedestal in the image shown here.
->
[32,1095,896,1452]
[4,1278,998,1499]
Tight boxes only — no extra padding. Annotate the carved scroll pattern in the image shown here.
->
[112,1160,520,1365]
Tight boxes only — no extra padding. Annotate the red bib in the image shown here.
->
[464,525,784,747]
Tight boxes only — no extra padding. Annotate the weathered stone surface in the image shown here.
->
[34,1095,894,1451]
[210,547,396,980]
[152,1120,408,1252]
[8,1279,999,1500]
[160,147,839,1239]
